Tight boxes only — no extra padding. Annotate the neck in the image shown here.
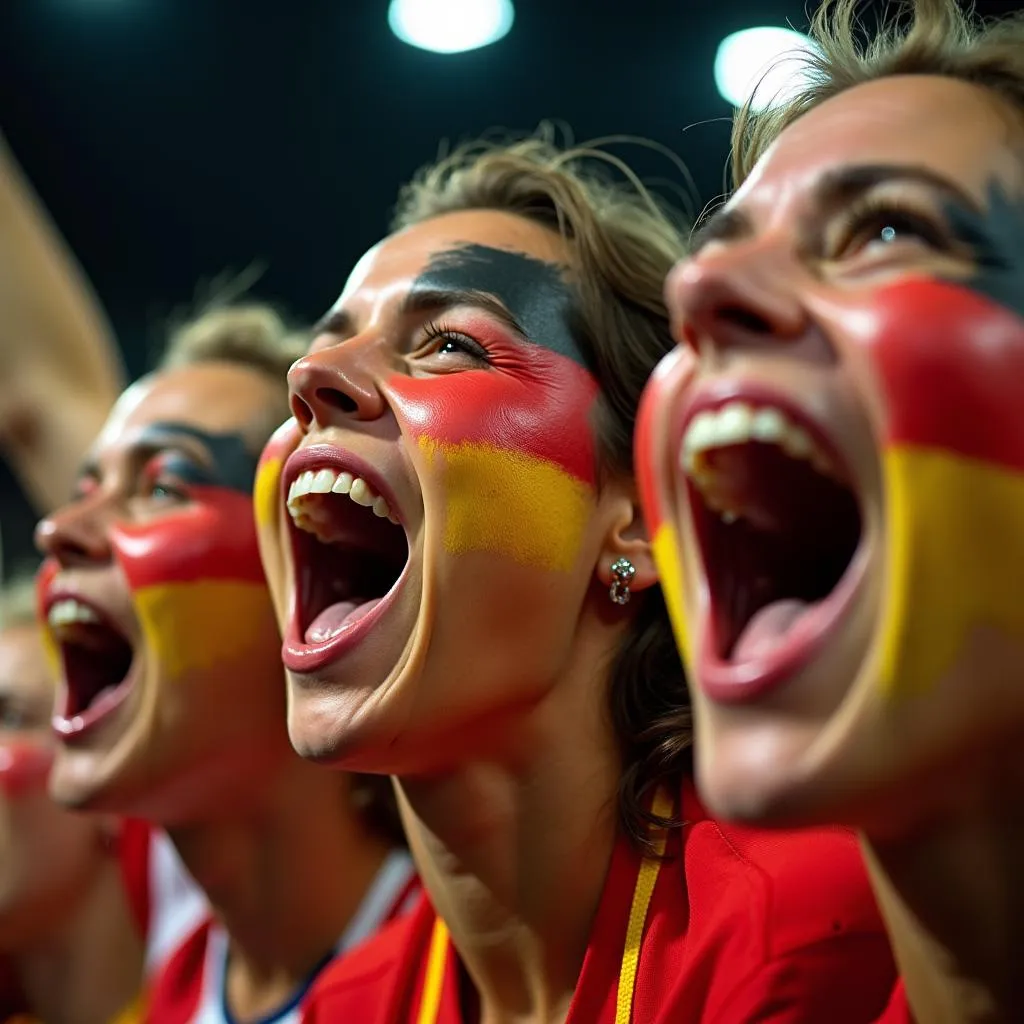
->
[169,759,391,1022]
[14,858,142,1024]
[863,771,1024,1024]
[397,648,622,1024]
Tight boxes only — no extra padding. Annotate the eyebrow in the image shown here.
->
[689,163,981,255]
[311,287,529,342]
[400,286,528,338]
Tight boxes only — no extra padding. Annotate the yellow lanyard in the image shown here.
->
[416,788,674,1024]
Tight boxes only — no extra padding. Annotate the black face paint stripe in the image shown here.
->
[943,180,1024,320]
[139,423,259,494]
[410,243,593,370]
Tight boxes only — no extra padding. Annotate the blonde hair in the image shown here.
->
[732,0,1024,187]
[394,134,693,848]
[159,302,308,434]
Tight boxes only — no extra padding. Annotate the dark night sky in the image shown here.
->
[1,0,1020,568]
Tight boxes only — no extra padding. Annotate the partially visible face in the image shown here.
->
[257,209,635,771]
[0,623,103,947]
[36,362,289,821]
[636,75,1024,834]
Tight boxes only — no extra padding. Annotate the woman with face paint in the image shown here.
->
[256,138,898,1023]
[636,0,1024,1019]
[0,577,142,1023]
[35,306,417,1023]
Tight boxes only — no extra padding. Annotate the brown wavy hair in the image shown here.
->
[393,134,693,850]
[732,0,1024,189]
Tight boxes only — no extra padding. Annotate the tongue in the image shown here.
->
[732,599,811,662]
[305,598,383,645]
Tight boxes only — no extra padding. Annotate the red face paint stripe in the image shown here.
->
[112,485,265,590]
[873,278,1024,472]
[386,350,599,487]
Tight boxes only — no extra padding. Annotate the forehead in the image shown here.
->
[95,362,279,454]
[0,626,51,696]
[339,208,571,308]
[734,74,1024,214]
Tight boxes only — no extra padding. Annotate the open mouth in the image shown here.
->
[681,398,863,694]
[47,598,135,734]
[285,460,410,668]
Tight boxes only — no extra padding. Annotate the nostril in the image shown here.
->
[315,387,358,415]
[291,395,314,430]
[717,304,773,335]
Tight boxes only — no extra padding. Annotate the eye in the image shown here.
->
[139,457,190,504]
[0,700,31,731]
[71,474,100,501]
[418,321,490,366]
[832,200,951,261]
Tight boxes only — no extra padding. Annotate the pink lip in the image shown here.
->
[281,443,413,677]
[676,379,866,705]
[42,587,138,743]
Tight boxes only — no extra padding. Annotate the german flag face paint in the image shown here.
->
[277,211,612,768]
[38,364,289,818]
[641,71,1024,829]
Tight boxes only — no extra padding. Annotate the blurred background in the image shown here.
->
[1,0,1020,569]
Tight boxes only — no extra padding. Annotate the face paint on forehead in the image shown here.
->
[141,422,259,494]
[411,244,592,370]
[941,180,1024,320]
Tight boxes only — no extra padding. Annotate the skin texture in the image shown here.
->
[257,208,658,1022]
[638,74,1024,1021]
[36,361,288,821]
[0,623,141,1024]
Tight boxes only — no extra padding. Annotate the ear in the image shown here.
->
[595,478,658,598]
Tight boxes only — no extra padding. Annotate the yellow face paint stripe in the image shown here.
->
[880,445,1024,698]
[652,524,692,670]
[254,455,284,532]
[418,437,594,573]
[134,580,277,680]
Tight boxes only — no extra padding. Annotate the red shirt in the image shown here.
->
[304,779,898,1023]
[144,850,418,1024]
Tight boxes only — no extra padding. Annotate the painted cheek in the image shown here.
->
[387,353,599,571]
[111,487,275,681]
[254,419,301,628]
[855,278,1024,695]
[0,741,53,799]
[635,348,694,667]
[35,560,61,676]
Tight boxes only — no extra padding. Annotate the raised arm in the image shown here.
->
[0,136,124,512]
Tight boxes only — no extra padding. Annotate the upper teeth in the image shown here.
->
[48,599,100,628]
[287,467,399,536]
[681,401,833,477]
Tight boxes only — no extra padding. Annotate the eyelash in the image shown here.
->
[832,196,951,258]
[420,321,491,364]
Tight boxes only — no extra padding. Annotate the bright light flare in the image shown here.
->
[388,0,515,55]
[714,26,820,112]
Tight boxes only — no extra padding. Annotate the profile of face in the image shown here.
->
[0,623,105,947]
[256,209,654,771]
[635,74,1024,834]
[36,362,288,821]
